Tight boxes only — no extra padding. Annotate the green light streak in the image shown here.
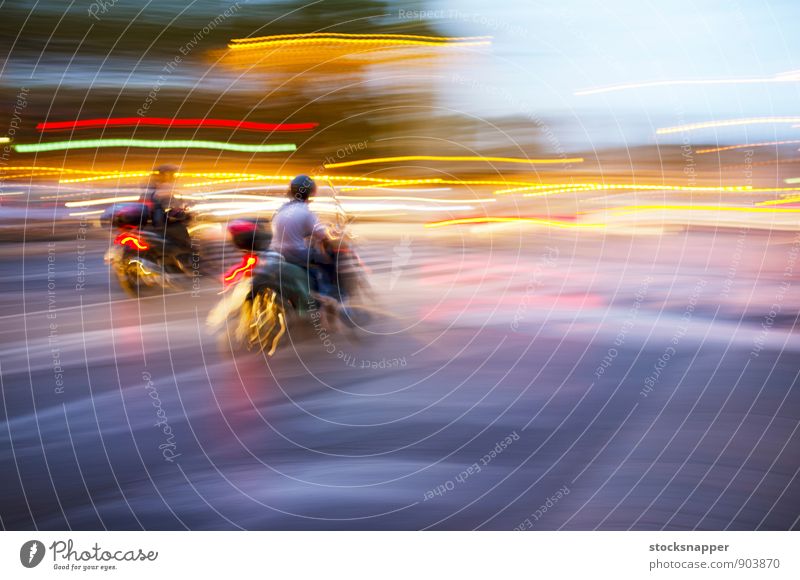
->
[13,139,297,154]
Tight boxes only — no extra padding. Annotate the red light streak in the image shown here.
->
[37,118,318,133]
[223,254,258,285]
[114,233,150,250]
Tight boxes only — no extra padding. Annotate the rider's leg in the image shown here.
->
[163,222,193,269]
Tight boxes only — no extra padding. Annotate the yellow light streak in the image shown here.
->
[43,166,545,191]
[1,166,112,174]
[180,193,280,202]
[495,183,800,196]
[1,172,66,180]
[189,176,540,190]
[61,172,293,185]
[605,204,800,215]
[497,183,757,195]
[696,140,800,154]
[230,38,492,50]
[267,312,286,357]
[657,117,800,135]
[191,199,476,216]
[335,195,496,204]
[324,155,583,169]
[65,195,140,208]
[179,191,494,206]
[427,205,800,230]
[129,259,153,276]
[187,223,223,235]
[60,172,154,184]
[61,171,295,185]
[230,32,492,44]
[576,71,800,96]
[425,217,605,229]
[756,197,800,207]
[228,33,492,51]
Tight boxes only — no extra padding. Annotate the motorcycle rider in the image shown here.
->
[143,164,178,226]
[141,164,192,264]
[269,175,334,295]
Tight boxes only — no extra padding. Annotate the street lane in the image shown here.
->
[1,227,798,530]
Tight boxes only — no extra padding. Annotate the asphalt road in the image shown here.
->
[1,223,799,530]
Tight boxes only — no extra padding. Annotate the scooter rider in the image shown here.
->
[269,175,334,294]
[141,164,192,259]
[143,164,179,229]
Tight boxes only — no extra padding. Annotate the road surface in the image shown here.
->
[1,223,799,530]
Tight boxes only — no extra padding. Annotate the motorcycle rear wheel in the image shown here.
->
[115,258,163,297]
[242,288,290,356]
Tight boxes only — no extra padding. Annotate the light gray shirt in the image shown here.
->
[269,201,323,262]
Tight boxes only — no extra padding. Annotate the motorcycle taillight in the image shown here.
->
[223,254,258,286]
[114,232,150,251]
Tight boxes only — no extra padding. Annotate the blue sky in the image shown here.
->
[414,0,800,147]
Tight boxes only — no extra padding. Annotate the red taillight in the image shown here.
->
[114,232,150,250]
[223,254,258,286]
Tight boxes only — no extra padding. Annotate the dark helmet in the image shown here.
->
[156,164,179,175]
[153,164,179,184]
[289,174,316,201]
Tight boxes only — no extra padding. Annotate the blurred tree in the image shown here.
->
[0,0,508,173]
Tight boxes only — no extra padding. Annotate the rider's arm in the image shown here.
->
[307,211,327,244]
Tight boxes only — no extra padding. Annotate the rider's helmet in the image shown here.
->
[156,164,179,175]
[289,174,316,202]
[154,164,179,183]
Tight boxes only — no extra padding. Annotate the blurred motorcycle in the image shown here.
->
[104,202,196,296]
[207,217,373,356]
